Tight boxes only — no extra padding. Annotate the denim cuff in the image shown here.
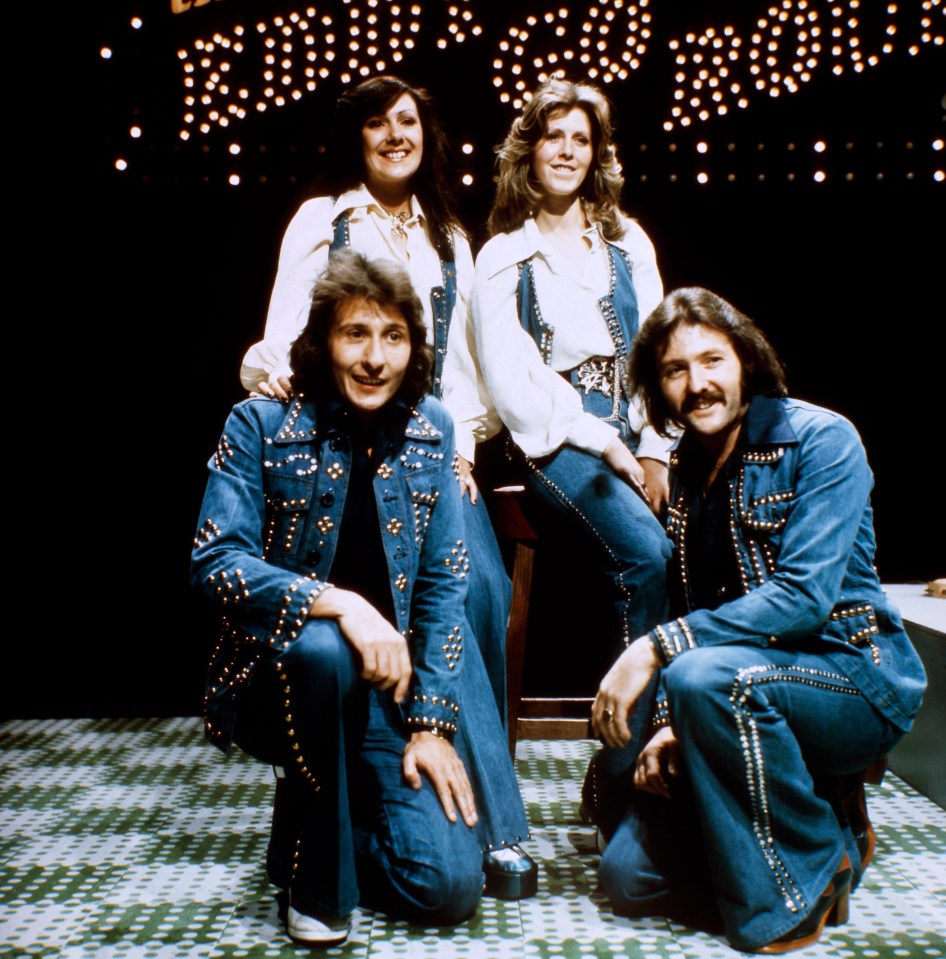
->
[650,618,698,665]
[407,693,460,738]
[649,698,671,737]
[266,577,332,651]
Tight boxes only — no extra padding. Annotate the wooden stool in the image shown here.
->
[838,755,887,869]
[491,485,593,756]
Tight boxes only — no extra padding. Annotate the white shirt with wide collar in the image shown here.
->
[240,185,488,461]
[470,214,670,460]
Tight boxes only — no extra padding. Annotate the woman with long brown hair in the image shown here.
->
[471,77,672,692]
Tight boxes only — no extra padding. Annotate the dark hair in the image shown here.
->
[321,75,463,263]
[630,287,788,437]
[487,78,626,240]
[290,249,433,404]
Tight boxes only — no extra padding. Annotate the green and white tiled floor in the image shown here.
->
[2,718,944,958]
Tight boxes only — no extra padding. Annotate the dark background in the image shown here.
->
[13,1,942,718]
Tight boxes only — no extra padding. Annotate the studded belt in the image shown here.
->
[572,355,616,396]
[569,355,625,423]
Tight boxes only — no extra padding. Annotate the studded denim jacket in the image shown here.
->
[651,395,925,733]
[191,393,468,751]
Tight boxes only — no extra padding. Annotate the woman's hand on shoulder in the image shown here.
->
[403,732,478,827]
[309,588,412,702]
[251,373,294,402]
[454,455,479,504]
[602,438,649,503]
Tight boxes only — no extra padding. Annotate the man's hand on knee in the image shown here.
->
[402,733,479,828]
[309,587,413,702]
[592,636,660,747]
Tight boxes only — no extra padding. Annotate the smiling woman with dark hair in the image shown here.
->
[238,76,517,794]
[241,75,479,463]
[193,251,532,947]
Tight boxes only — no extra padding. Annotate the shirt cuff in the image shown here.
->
[567,413,620,457]
[635,429,675,464]
[454,427,477,465]
[239,355,292,392]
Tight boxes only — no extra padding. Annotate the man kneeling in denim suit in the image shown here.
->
[191,251,531,947]
[589,287,926,953]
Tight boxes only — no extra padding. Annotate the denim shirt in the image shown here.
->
[191,393,468,750]
[650,395,926,733]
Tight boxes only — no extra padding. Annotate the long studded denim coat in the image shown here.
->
[191,393,470,751]
[653,394,925,733]
[600,395,926,951]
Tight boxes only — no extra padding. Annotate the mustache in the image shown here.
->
[681,390,725,414]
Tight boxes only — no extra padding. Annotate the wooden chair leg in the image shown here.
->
[505,538,535,758]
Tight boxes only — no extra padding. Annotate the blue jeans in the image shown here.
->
[461,492,511,723]
[600,646,901,951]
[517,380,670,653]
[518,443,671,652]
[234,620,489,923]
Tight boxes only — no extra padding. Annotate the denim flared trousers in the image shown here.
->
[599,645,902,951]
[515,382,672,654]
[460,492,512,724]
[234,617,528,921]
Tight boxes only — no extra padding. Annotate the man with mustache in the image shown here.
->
[588,288,925,953]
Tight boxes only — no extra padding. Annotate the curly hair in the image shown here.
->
[629,287,788,437]
[487,78,626,240]
[290,249,433,404]
[320,75,464,263]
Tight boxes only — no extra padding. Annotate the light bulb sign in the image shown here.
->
[169,0,942,141]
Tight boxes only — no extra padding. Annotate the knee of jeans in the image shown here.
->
[663,647,742,720]
[599,840,665,913]
[394,846,483,924]
[281,620,358,694]
[647,523,675,564]
[621,521,673,580]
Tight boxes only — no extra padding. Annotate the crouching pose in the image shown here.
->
[591,288,925,953]
[192,251,533,948]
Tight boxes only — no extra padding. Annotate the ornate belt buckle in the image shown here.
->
[575,356,613,396]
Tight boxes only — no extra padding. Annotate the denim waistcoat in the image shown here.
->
[516,242,641,447]
[651,395,925,732]
[191,393,468,751]
[331,212,457,399]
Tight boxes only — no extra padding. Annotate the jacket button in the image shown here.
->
[306,550,321,565]
[321,492,334,507]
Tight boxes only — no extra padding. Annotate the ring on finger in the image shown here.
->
[602,708,614,724]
